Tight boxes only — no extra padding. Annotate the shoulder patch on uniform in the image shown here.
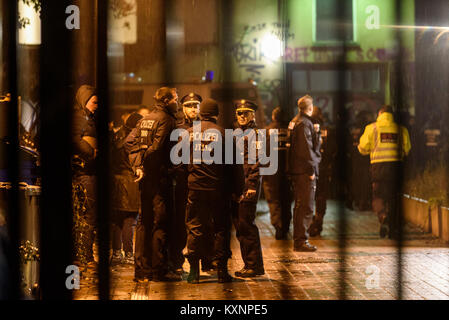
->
[140,120,155,129]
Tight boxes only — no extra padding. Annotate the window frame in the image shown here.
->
[312,0,358,45]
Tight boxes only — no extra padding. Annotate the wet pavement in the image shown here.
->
[74,200,449,300]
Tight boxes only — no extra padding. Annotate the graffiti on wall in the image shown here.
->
[230,21,295,109]
[242,21,295,40]
[230,17,412,111]
[233,20,295,75]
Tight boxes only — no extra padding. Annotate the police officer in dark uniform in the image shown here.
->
[184,98,237,283]
[262,107,292,240]
[287,95,321,252]
[125,87,180,282]
[309,106,336,237]
[169,92,204,274]
[72,85,98,266]
[232,99,265,278]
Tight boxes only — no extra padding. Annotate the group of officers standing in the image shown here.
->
[124,88,268,283]
[72,84,410,285]
[121,89,328,283]
[72,85,331,284]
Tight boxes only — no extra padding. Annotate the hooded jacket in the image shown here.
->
[72,85,97,175]
[358,112,411,164]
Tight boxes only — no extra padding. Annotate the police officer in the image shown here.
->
[287,95,321,252]
[72,84,98,266]
[125,87,180,282]
[358,105,411,238]
[262,107,292,240]
[184,98,236,283]
[169,92,206,274]
[232,99,265,278]
[308,106,336,237]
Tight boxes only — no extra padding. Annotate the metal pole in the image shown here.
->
[4,0,21,300]
[39,0,73,300]
[394,0,405,300]
[335,0,350,300]
[96,0,111,300]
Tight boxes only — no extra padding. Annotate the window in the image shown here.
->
[315,0,354,42]
[293,67,380,93]
[292,70,308,92]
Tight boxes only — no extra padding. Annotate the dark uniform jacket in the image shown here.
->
[125,105,177,179]
[177,117,194,131]
[287,113,321,176]
[265,120,289,171]
[72,85,97,176]
[186,119,244,195]
[174,117,195,178]
[312,119,336,178]
[236,121,262,194]
[187,119,225,191]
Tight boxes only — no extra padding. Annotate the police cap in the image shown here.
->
[181,92,202,106]
[234,99,258,113]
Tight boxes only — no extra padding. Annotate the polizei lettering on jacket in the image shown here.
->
[170,121,278,175]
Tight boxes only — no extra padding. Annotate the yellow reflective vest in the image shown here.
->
[358,112,411,164]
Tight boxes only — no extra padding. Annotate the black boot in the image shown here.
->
[187,258,200,284]
[309,215,323,237]
[201,258,214,272]
[217,262,233,283]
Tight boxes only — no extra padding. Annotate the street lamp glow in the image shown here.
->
[261,33,282,61]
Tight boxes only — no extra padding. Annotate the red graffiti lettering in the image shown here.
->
[294,48,303,62]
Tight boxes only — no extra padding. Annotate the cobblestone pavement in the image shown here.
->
[74,200,449,300]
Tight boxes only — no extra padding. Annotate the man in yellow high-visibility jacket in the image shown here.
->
[358,105,411,238]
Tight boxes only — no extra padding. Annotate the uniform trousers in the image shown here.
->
[134,176,171,278]
[185,189,231,265]
[231,192,264,270]
[291,174,316,246]
[262,172,292,234]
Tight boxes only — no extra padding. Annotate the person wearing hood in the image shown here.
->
[125,87,180,282]
[358,105,411,238]
[72,84,98,266]
[73,85,98,173]
[110,112,143,265]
